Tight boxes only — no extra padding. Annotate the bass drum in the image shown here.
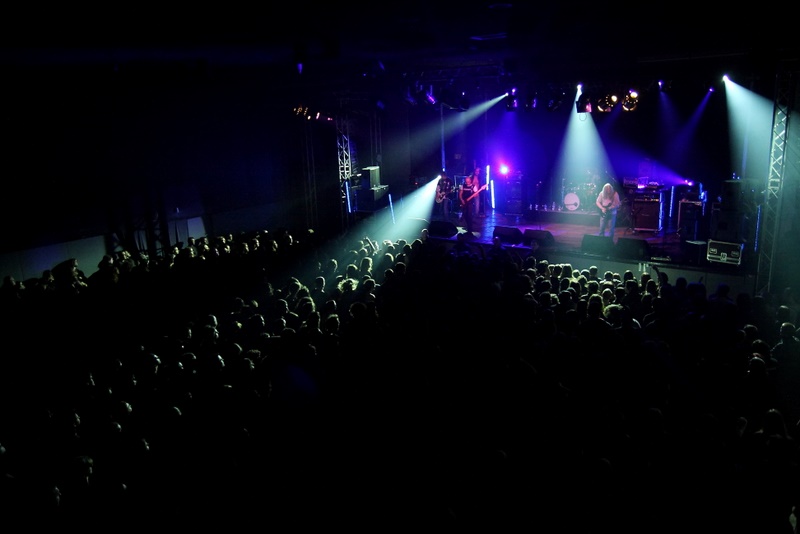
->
[563,192,580,211]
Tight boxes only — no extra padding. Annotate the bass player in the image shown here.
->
[459,173,487,236]
[435,172,454,221]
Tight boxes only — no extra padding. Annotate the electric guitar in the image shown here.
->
[461,184,488,205]
[599,203,615,219]
[436,178,454,203]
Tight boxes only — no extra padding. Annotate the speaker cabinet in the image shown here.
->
[710,209,743,242]
[361,166,381,189]
[633,200,661,231]
[505,180,522,200]
[493,226,523,245]
[406,217,430,238]
[428,220,458,238]
[615,237,650,260]
[504,199,523,215]
[581,234,613,256]
[354,185,388,211]
[678,200,703,240]
[523,229,555,248]
[682,239,708,265]
[721,179,742,210]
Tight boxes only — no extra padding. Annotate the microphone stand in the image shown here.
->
[626,205,639,235]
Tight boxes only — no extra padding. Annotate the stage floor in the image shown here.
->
[424,205,758,295]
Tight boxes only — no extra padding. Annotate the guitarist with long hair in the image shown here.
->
[435,172,454,220]
[595,182,622,237]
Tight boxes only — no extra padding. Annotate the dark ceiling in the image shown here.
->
[2,3,796,100]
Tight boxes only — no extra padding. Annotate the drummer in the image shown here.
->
[585,168,602,209]
[589,168,603,189]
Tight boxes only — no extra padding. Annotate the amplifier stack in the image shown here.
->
[632,191,662,232]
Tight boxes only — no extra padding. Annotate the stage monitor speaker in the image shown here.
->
[523,229,555,248]
[493,226,523,245]
[406,217,430,238]
[428,220,458,238]
[581,234,613,256]
[682,239,708,265]
[615,237,650,260]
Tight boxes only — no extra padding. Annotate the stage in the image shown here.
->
[423,205,758,297]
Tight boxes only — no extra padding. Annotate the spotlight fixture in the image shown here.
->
[525,92,538,110]
[622,89,639,111]
[575,93,592,113]
[506,88,520,111]
[292,105,333,121]
[425,85,437,105]
[412,82,437,106]
[293,105,310,118]
[596,93,618,112]
[547,91,564,111]
[440,86,470,111]
[404,86,417,106]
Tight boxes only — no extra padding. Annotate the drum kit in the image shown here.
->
[563,182,597,211]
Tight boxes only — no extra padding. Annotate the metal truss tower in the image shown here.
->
[336,116,359,228]
[756,68,794,294]
[336,117,354,185]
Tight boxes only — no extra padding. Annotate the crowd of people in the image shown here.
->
[1,224,800,531]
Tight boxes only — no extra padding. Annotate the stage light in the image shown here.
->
[622,89,639,111]
[293,105,332,121]
[425,85,437,105]
[412,82,437,106]
[404,86,417,106]
[293,105,309,118]
[658,80,673,93]
[575,93,592,113]
[506,87,520,111]
[596,93,618,112]
[548,91,564,111]
[440,86,470,111]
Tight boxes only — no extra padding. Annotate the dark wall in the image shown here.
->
[0,65,311,253]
